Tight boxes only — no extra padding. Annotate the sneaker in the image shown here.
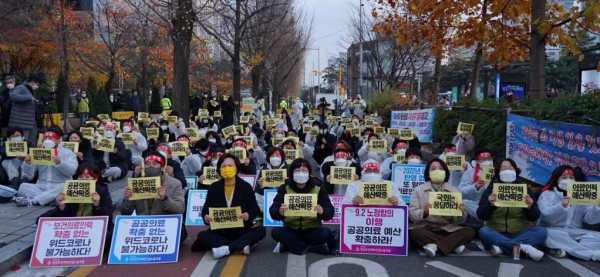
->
[242,245,251,255]
[423,243,437,258]
[549,249,567,258]
[15,197,35,207]
[453,245,465,254]
[490,245,502,257]
[308,243,330,255]
[591,250,600,261]
[212,245,230,259]
[273,242,288,254]
[520,244,544,261]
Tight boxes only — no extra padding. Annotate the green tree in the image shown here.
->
[55,73,68,114]
[93,88,112,116]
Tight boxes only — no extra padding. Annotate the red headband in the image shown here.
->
[123,122,133,127]
[301,162,308,167]
[105,124,116,130]
[562,169,574,176]
[81,168,99,179]
[476,152,492,159]
[212,152,224,158]
[43,132,60,140]
[362,162,380,171]
[157,145,172,155]
[336,143,345,149]
[334,151,349,159]
[233,140,247,148]
[395,142,408,149]
[273,149,282,156]
[177,137,189,142]
[145,154,165,166]
[445,146,457,152]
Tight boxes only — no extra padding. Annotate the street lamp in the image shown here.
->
[307,47,320,95]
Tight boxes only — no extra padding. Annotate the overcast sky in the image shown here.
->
[301,0,357,88]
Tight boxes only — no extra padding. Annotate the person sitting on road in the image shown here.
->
[255,147,289,212]
[66,130,94,166]
[122,121,148,167]
[538,165,600,261]
[357,133,392,166]
[16,126,78,207]
[0,126,36,200]
[438,143,468,189]
[459,148,495,219]
[342,159,403,206]
[191,153,266,259]
[154,144,187,189]
[93,122,128,182]
[269,158,339,256]
[477,158,547,261]
[408,158,474,258]
[323,148,361,194]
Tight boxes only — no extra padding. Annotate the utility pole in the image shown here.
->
[359,0,363,99]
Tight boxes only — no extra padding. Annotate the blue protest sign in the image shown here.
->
[391,164,426,203]
[263,189,283,226]
[186,190,207,226]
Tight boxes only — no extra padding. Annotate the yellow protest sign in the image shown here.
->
[80,127,95,140]
[30,148,55,165]
[284,194,317,217]
[359,182,392,205]
[267,119,277,126]
[568,182,600,206]
[167,116,178,126]
[199,111,209,119]
[97,137,115,152]
[394,154,406,164]
[370,139,387,152]
[97,127,104,136]
[203,167,221,185]
[493,183,527,208]
[374,127,385,135]
[443,155,466,171]
[262,169,287,187]
[341,118,351,123]
[346,123,355,129]
[309,129,319,137]
[137,112,149,121]
[209,207,244,230]
[235,125,246,135]
[271,138,284,146]
[240,116,249,123]
[353,100,362,106]
[161,110,172,117]
[284,149,299,164]
[481,166,495,183]
[186,128,200,142]
[235,136,254,149]
[97,114,110,122]
[457,122,475,134]
[112,111,134,120]
[302,126,311,133]
[146,128,159,139]
[86,121,99,127]
[429,192,463,216]
[119,133,135,145]
[226,149,247,162]
[399,129,414,140]
[213,111,222,118]
[222,125,237,138]
[348,128,360,137]
[113,121,121,131]
[128,176,161,200]
[5,141,28,157]
[61,142,79,154]
[169,141,188,156]
[62,180,96,204]
[388,128,400,137]
[365,119,374,127]
[330,166,356,185]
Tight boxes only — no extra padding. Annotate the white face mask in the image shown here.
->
[81,93,86,97]
[123,126,132,133]
[270,157,282,167]
[362,173,382,182]
[234,146,244,150]
[445,152,456,156]
[499,170,517,183]
[10,136,23,142]
[211,160,218,167]
[159,151,168,159]
[313,126,319,130]
[397,149,406,155]
[293,172,310,184]
[43,139,56,149]
[407,158,421,165]
[31,83,39,90]
[558,179,574,190]
[275,133,284,138]
[334,159,347,167]
[248,124,253,129]
[209,139,217,144]
[161,126,168,131]
[7,84,14,89]
[103,131,115,139]
[200,150,208,156]
[203,119,208,123]
[480,161,494,167]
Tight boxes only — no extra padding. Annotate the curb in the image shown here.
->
[0,234,36,275]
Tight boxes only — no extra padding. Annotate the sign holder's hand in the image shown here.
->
[199,175,206,184]
[134,166,142,176]
[314,204,323,215]
[56,192,66,210]
[124,187,133,201]
[475,180,486,190]
[354,174,360,181]
[352,195,364,205]
[92,191,100,207]
[562,196,570,208]
[326,175,331,183]
[53,155,61,165]
[458,203,466,213]
[204,215,213,224]
[279,203,287,216]
[525,194,534,209]
[489,193,497,207]
[423,203,432,218]
[257,177,263,188]
[157,186,166,200]
[239,212,249,221]
[24,154,32,165]
[388,196,399,206]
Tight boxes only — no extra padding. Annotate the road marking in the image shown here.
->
[418,248,492,257]
[286,253,307,277]
[191,253,218,277]
[68,266,97,277]
[425,261,483,277]
[498,263,523,277]
[219,254,247,277]
[308,257,389,277]
[549,257,600,277]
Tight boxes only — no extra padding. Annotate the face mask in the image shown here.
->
[321,129,327,134]
[159,151,168,159]
[397,149,406,155]
[145,166,162,177]
[430,170,446,183]
[6,84,14,89]
[123,126,132,133]
[10,137,23,142]
[407,158,421,165]
[293,172,309,184]
[480,161,493,167]
[211,160,218,167]
[43,139,56,149]
[499,170,517,183]
[445,152,456,156]
[161,126,168,131]
[313,126,319,130]
[104,131,115,139]
[227,139,232,143]
[81,93,86,97]
[248,124,253,129]
[362,173,382,182]
[275,133,284,138]
[234,146,245,151]
[334,159,347,166]
[558,179,574,190]
[203,119,208,123]
[270,157,282,167]
[209,139,217,144]
[31,83,39,90]
[200,150,208,156]
[221,167,236,179]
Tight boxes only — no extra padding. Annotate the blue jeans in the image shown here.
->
[479,226,548,255]
[79,112,89,127]
[271,227,335,255]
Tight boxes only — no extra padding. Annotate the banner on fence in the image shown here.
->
[390,109,434,143]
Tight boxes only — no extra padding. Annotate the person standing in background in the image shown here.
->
[129,90,141,116]
[0,76,16,137]
[220,96,237,128]
[76,90,89,128]
[9,74,40,142]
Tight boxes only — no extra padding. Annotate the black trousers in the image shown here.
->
[191,226,266,252]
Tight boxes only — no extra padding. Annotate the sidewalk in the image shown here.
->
[0,177,129,275]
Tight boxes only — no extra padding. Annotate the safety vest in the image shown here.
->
[161,98,172,109]
[280,100,288,109]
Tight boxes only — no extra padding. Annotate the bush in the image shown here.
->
[93,88,113,115]
[371,88,410,126]
[87,76,98,115]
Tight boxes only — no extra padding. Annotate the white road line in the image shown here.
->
[190,253,219,277]
[498,263,523,277]
[425,261,484,277]
[286,253,307,277]
[308,257,389,277]
[549,257,600,277]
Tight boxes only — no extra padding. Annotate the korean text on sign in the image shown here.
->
[323,195,344,224]
[340,205,408,256]
[5,141,27,157]
[392,164,426,203]
[186,190,207,226]
[262,169,287,187]
[443,155,465,171]
[97,137,115,152]
[63,180,96,204]
[203,167,221,185]
[481,166,495,183]
[359,182,392,205]
[209,207,244,230]
[429,192,462,217]
[284,194,317,217]
[493,184,527,208]
[457,122,475,134]
[330,166,355,185]
[370,139,387,152]
[30,148,55,165]
[128,177,161,200]
[169,141,188,156]
[226,149,247,162]
[568,182,600,205]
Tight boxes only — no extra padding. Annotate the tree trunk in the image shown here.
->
[432,57,442,103]
[529,0,546,100]
[60,1,72,132]
[261,75,269,111]
[470,43,484,100]
[251,66,260,97]
[170,0,195,126]
[105,70,115,96]
[233,0,242,115]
